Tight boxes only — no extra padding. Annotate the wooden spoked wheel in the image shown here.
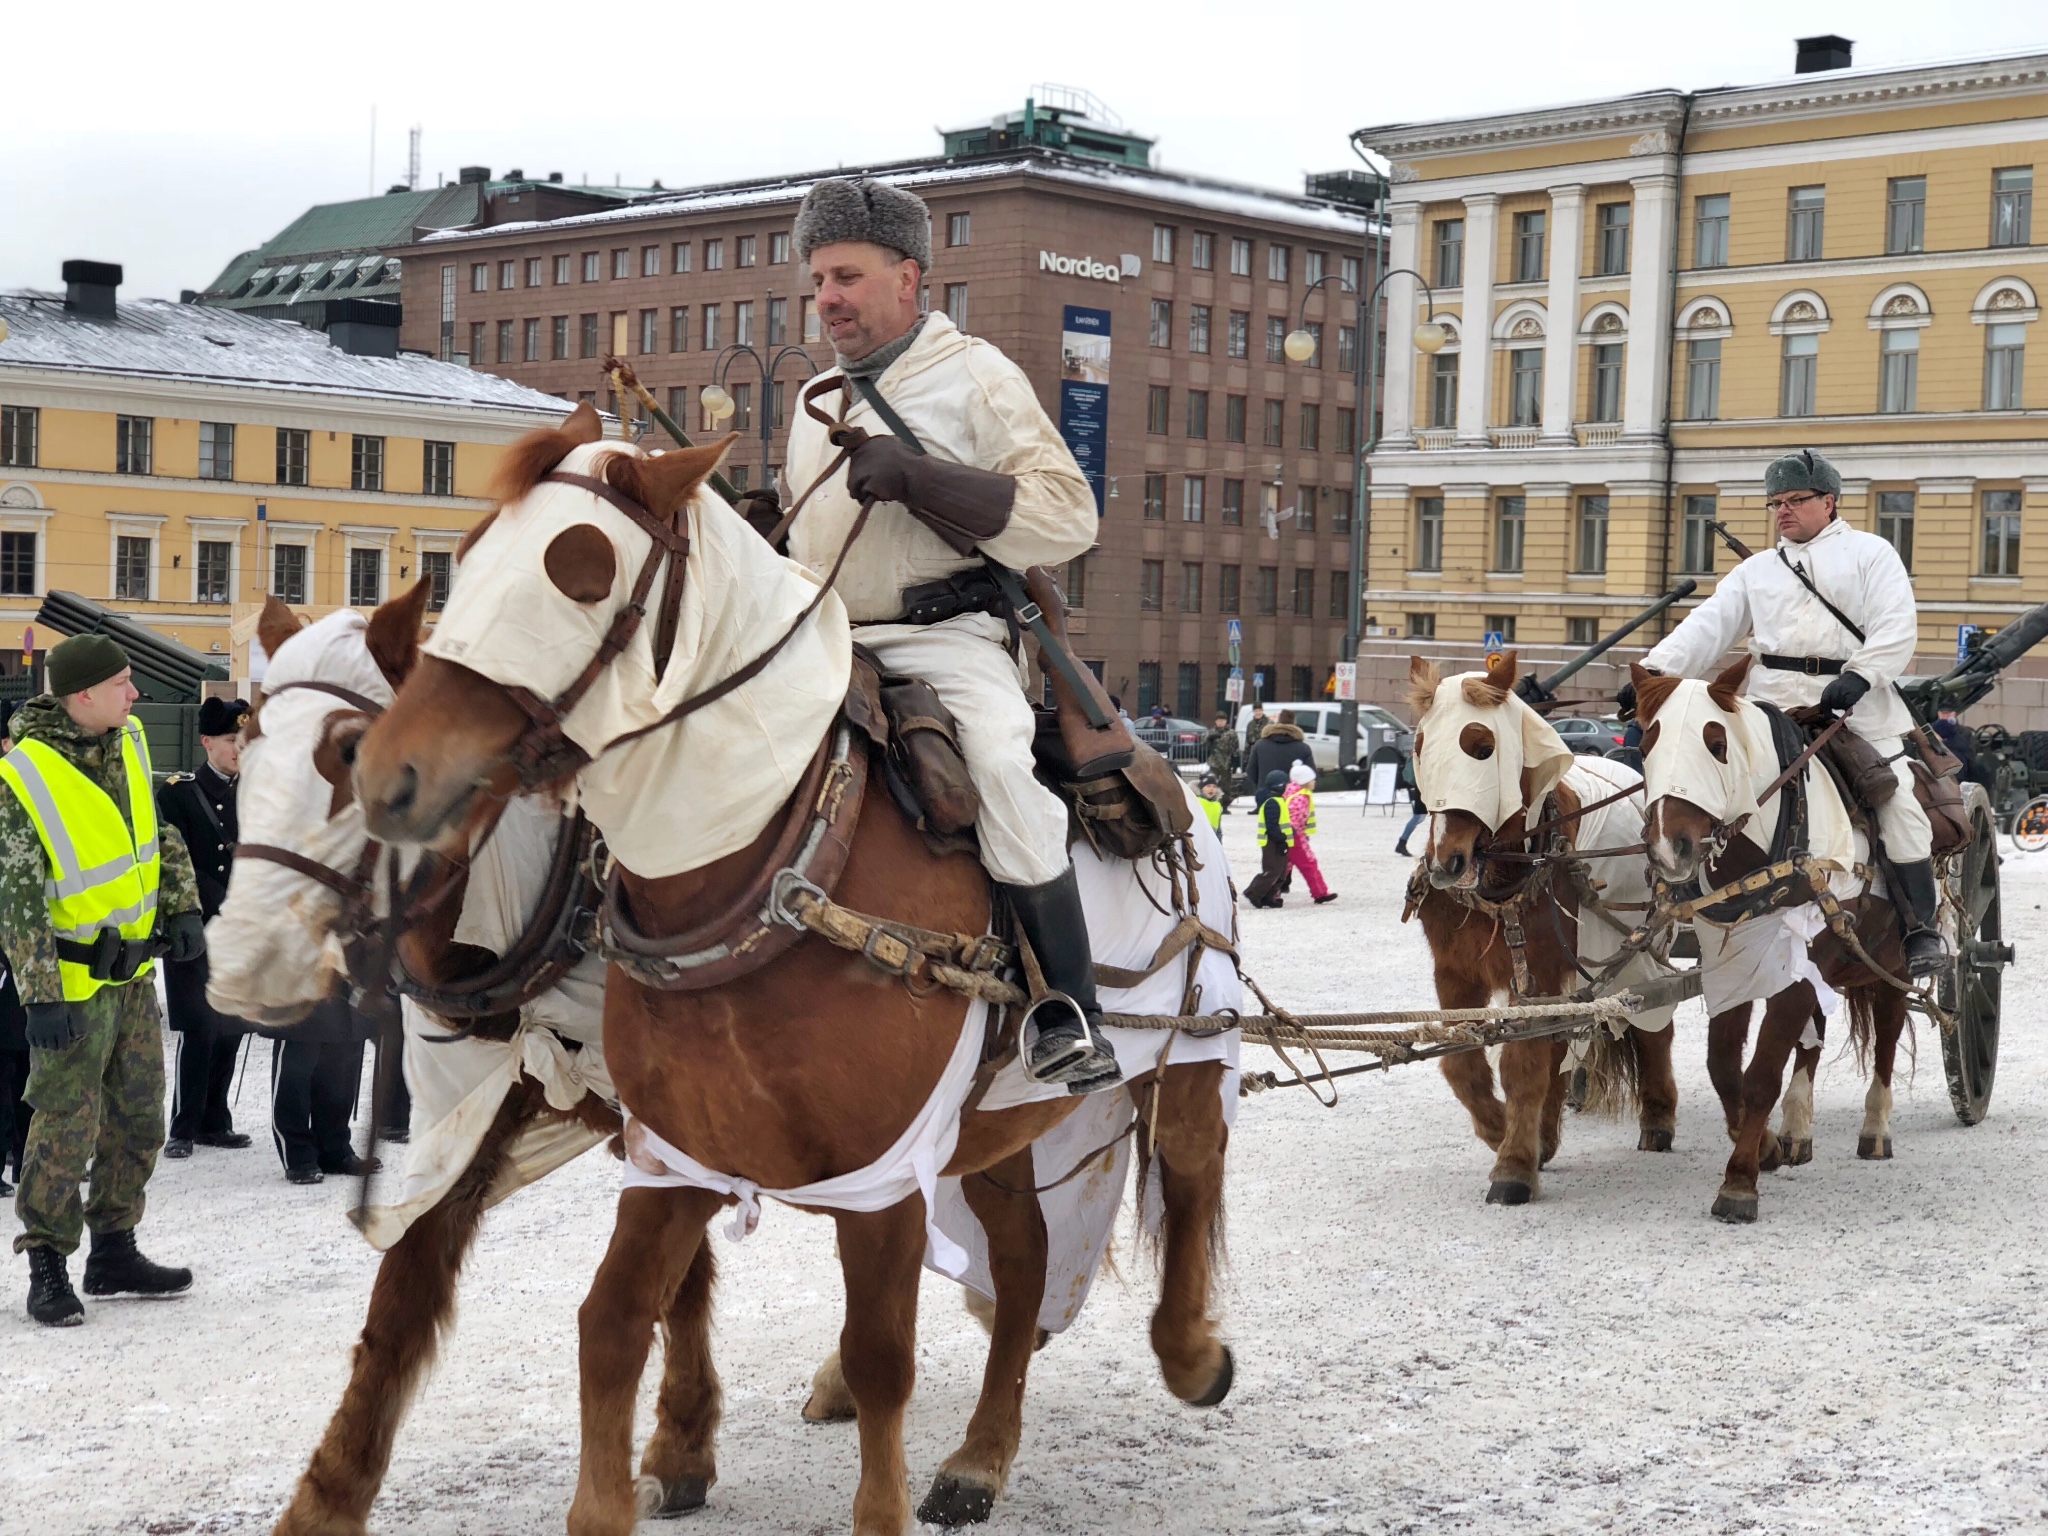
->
[1936,784,2009,1125]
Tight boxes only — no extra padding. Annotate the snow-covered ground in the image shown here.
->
[6,799,2046,1535]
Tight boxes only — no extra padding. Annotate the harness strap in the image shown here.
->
[264,680,386,715]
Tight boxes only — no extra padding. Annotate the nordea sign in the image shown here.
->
[1040,250,1138,284]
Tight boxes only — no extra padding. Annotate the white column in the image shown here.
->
[1455,193,1499,446]
[1541,184,1585,444]
[1624,173,1678,439]
[1381,202,1423,446]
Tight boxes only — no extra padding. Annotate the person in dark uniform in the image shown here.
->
[156,697,252,1159]
[267,989,376,1185]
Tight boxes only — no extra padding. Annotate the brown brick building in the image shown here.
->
[397,140,1373,717]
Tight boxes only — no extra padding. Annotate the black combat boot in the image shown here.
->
[26,1246,85,1327]
[1893,859,1951,979]
[1004,868,1123,1095]
[81,1227,192,1299]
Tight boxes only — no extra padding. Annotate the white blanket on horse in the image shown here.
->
[1559,756,1681,1041]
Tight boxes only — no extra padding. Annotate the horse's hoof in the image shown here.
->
[1758,1136,1784,1172]
[1486,1180,1532,1206]
[1638,1128,1674,1152]
[1779,1136,1813,1166]
[1711,1190,1759,1223]
[1857,1135,1893,1161]
[1186,1343,1235,1408]
[917,1470,998,1526]
[636,1473,710,1519]
[801,1393,857,1423]
[1538,1142,1560,1169]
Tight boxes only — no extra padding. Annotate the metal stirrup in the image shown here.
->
[1018,990,1110,1084]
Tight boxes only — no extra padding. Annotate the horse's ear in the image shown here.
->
[1405,655,1440,718]
[365,579,433,689]
[257,594,305,660]
[1707,653,1754,712]
[562,401,604,445]
[1486,648,1518,693]
[1634,668,1682,725]
[629,434,739,519]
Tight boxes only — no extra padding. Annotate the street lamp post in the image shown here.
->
[1284,183,1447,773]
[699,331,821,492]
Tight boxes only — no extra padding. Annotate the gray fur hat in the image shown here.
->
[793,177,931,270]
[1764,449,1843,497]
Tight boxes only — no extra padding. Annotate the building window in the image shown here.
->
[552,316,570,359]
[1304,251,1326,287]
[1685,337,1722,419]
[1224,395,1247,443]
[1495,496,1525,572]
[1680,494,1718,575]
[348,546,383,607]
[114,535,151,600]
[0,531,35,597]
[1065,553,1088,608]
[608,249,628,280]
[1144,473,1166,520]
[1265,316,1286,363]
[638,245,659,278]
[1299,403,1321,451]
[1262,399,1284,448]
[498,260,516,290]
[1329,571,1348,618]
[1590,343,1623,422]
[1292,569,1314,617]
[1983,490,2023,576]
[526,257,543,287]
[732,234,754,268]
[422,440,455,496]
[420,549,453,611]
[1299,321,1323,367]
[945,284,968,331]
[672,242,692,274]
[1172,661,1200,719]
[555,255,572,284]
[730,383,752,431]
[1222,479,1245,526]
[763,296,787,347]
[1137,662,1162,716]
[1183,477,1206,522]
[734,301,754,347]
[1147,386,1171,435]
[703,304,720,350]
[1431,352,1460,428]
[1298,486,1316,532]
[1408,613,1436,640]
[1227,310,1249,359]
[1191,232,1214,270]
[1186,391,1209,440]
[115,415,152,474]
[1267,244,1290,283]
[1335,406,1356,454]
[1433,219,1464,288]
[1256,566,1279,614]
[1566,616,1597,646]
[195,540,230,604]
[668,386,688,422]
[1414,497,1444,572]
[1140,560,1163,610]
[1483,615,1518,644]
[351,434,385,492]
[468,321,486,363]
[1877,491,1915,571]
[580,313,599,358]
[1,405,37,468]
[272,543,307,605]
[1781,332,1819,417]
[1787,186,1826,261]
[936,210,968,250]
[1188,304,1211,354]
[582,252,600,282]
[668,306,689,353]
[1180,562,1203,612]
[276,427,308,486]
[198,421,234,481]
[1879,329,1919,413]
[471,262,488,293]
[1992,167,2033,246]
[1514,211,1546,282]
[1596,202,1631,275]
[704,239,723,271]
[1694,193,1730,268]
[1886,176,1926,255]
[1509,347,1543,426]
[1331,488,1353,536]
[1230,237,1252,277]
[1576,494,1609,574]
[1150,300,1172,348]
[1985,322,2026,408]
[524,317,541,361]
[1336,325,1357,374]
[1152,224,1175,264]
[1219,565,1241,613]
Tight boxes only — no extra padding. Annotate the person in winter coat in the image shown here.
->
[1195,774,1225,833]
[1245,708,1315,793]
[1243,704,1271,754]
[266,987,376,1185]
[782,176,1117,1094]
[2,636,204,1326]
[1394,753,1426,856]
[1283,762,1336,903]
[1202,714,1242,809]
[1243,770,1295,908]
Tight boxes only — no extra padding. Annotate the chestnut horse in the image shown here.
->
[351,408,1234,1536]
[1405,652,1680,1204]
[1632,657,1910,1223]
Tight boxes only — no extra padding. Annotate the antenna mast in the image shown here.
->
[407,126,423,190]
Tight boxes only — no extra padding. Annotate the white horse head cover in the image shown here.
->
[1641,679,1768,851]
[1414,676,1574,833]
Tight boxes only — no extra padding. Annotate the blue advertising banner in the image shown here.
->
[1058,305,1112,514]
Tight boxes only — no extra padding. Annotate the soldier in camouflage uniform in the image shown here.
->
[5,635,205,1326]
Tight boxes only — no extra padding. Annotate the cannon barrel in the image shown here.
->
[1515,580,1698,708]
[1899,598,2048,722]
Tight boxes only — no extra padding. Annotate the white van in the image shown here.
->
[1235,701,1415,771]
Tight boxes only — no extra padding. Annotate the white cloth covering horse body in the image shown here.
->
[1404,652,1680,1203]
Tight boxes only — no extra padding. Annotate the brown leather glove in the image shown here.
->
[845,436,1016,555]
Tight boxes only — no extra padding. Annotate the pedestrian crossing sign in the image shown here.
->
[1483,630,1506,660]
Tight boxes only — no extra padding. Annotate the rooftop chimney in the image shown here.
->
[62,260,122,318]
[324,299,402,358]
[457,165,491,185]
[548,171,564,184]
[507,167,525,181]
[1795,34,1853,74]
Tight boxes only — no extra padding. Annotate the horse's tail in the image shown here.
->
[1844,986,1877,1073]
[1576,1025,1642,1120]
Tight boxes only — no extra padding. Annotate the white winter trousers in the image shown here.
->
[854,612,1070,888]
[1870,735,1932,862]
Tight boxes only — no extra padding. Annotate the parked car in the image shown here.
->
[1134,714,1210,769]
[1552,715,1629,755]
[1235,702,1415,773]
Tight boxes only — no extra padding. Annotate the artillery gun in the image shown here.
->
[31,591,232,777]
[1897,599,2048,830]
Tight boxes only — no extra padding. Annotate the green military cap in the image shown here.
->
[1764,449,1843,497]
[47,633,130,696]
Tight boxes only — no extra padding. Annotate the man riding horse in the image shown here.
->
[782,176,1120,1092]
[1622,448,1948,977]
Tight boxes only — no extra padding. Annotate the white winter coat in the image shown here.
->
[781,313,1098,623]
[1643,517,1918,743]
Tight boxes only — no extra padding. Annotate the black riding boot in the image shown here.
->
[26,1246,84,1326]
[1003,868,1123,1095]
[1893,859,1950,978]
[82,1227,193,1298]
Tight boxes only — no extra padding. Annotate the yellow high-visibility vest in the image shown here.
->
[1255,795,1295,849]
[0,719,161,1000]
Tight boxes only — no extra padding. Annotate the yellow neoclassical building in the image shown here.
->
[0,267,569,679]
[1355,43,2045,668]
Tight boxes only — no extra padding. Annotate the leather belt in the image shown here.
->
[1759,653,1844,676]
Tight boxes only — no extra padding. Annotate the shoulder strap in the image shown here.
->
[1777,547,1866,644]
[850,375,927,456]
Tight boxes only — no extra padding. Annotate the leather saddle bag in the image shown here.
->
[1906,726,1973,856]
[879,678,980,836]
[1787,705,1899,811]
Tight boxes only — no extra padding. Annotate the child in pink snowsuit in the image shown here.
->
[1284,762,1336,904]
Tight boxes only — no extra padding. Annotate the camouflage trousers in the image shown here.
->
[12,980,165,1256]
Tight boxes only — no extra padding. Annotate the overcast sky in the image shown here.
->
[5,0,2044,301]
